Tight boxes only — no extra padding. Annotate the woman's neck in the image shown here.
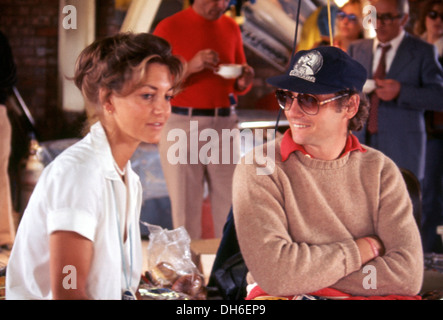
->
[103,124,139,176]
[111,143,137,176]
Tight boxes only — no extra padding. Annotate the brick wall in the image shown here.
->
[0,0,119,142]
[96,0,121,40]
[1,0,60,141]
[0,0,277,143]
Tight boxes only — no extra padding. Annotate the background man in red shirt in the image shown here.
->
[154,0,254,239]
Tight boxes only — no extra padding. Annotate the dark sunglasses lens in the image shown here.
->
[297,94,318,114]
[276,91,290,110]
[337,11,346,19]
[347,14,358,22]
[337,11,357,22]
[377,14,392,23]
[428,11,437,19]
[427,11,443,19]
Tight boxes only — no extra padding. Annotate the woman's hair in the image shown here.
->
[415,0,443,35]
[74,32,183,126]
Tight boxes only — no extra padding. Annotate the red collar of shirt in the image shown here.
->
[281,129,367,162]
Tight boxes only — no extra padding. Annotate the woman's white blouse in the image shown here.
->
[6,122,143,300]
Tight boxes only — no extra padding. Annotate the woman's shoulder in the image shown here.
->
[42,136,103,185]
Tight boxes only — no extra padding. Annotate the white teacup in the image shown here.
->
[214,64,243,79]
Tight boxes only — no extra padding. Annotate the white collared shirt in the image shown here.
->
[372,30,405,75]
[6,122,143,300]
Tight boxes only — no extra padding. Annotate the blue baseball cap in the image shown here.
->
[267,46,367,94]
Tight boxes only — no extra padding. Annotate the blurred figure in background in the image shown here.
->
[297,0,364,52]
[415,0,443,253]
[0,30,17,251]
[334,0,365,51]
[153,0,254,239]
[348,0,443,186]
[297,5,339,51]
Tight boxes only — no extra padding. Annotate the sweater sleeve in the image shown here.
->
[232,149,362,297]
[333,162,424,296]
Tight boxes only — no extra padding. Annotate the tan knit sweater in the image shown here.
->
[233,136,423,297]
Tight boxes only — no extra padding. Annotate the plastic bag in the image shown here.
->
[140,222,206,300]
[145,223,197,275]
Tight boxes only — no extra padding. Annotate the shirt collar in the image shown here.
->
[281,129,367,162]
[90,121,132,181]
[373,29,405,53]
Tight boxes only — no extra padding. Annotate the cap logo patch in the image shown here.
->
[289,50,323,83]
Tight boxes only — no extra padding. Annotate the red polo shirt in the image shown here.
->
[153,7,249,109]
[281,129,367,161]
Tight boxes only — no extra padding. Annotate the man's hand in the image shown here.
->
[185,49,220,77]
[235,64,254,92]
[356,235,385,265]
[375,78,401,101]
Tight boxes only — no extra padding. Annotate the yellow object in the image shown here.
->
[327,0,334,46]
[297,7,323,51]
[0,276,5,300]
[296,2,335,52]
[115,0,132,11]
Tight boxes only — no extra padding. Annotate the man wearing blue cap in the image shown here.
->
[232,46,423,299]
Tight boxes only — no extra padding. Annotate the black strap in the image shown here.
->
[171,106,232,117]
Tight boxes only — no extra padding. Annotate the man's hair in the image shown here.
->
[334,89,369,132]
[395,0,410,15]
[374,0,409,15]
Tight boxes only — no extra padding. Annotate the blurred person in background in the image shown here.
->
[0,30,17,251]
[414,0,443,253]
[334,0,365,51]
[153,0,254,239]
[348,0,443,186]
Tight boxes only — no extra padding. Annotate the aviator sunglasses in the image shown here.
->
[427,10,443,20]
[336,11,359,23]
[275,90,349,115]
